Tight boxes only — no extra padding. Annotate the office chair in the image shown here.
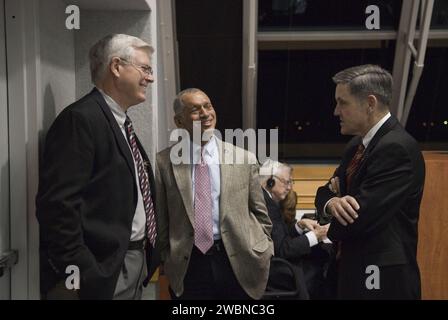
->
[262,257,304,300]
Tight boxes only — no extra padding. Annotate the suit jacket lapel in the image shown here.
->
[349,116,398,191]
[216,139,234,224]
[363,116,398,158]
[340,137,362,194]
[92,88,135,178]
[172,149,194,226]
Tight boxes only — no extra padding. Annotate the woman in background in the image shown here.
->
[280,190,336,299]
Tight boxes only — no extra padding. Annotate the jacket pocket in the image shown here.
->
[252,237,269,253]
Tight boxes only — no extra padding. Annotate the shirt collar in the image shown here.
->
[97,87,127,127]
[191,135,218,163]
[262,187,273,199]
[362,112,391,148]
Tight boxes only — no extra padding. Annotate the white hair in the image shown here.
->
[173,88,205,115]
[89,34,154,85]
[259,159,292,184]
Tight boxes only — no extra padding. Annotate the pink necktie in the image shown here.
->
[194,150,214,254]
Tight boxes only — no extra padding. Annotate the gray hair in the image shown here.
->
[332,64,393,107]
[89,34,153,85]
[259,159,292,184]
[173,88,205,115]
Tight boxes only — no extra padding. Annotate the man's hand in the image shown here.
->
[313,224,329,242]
[328,176,341,196]
[297,218,319,231]
[327,196,360,226]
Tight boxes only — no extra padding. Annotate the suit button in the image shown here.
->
[184,256,189,260]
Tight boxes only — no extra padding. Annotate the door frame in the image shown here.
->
[5,0,40,299]
[0,0,11,300]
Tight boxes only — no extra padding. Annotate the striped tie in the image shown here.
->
[124,116,157,247]
[345,143,365,190]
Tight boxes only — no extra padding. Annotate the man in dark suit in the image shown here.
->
[260,160,329,299]
[36,34,159,299]
[315,64,425,299]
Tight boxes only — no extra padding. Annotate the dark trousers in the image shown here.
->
[170,240,251,300]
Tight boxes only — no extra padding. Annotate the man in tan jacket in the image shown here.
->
[156,88,273,299]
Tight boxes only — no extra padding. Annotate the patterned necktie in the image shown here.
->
[345,143,365,190]
[124,116,157,247]
[336,143,365,260]
[194,149,214,254]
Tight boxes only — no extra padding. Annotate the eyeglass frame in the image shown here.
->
[119,57,153,77]
[273,175,294,186]
[188,103,214,116]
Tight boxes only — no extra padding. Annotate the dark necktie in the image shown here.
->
[345,143,365,190]
[124,116,157,247]
[194,149,214,254]
[336,143,365,260]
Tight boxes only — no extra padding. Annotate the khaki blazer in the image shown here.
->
[156,139,273,299]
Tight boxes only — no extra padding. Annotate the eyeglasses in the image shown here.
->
[273,175,294,186]
[119,58,153,76]
[189,103,214,116]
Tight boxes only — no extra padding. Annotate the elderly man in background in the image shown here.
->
[260,160,329,299]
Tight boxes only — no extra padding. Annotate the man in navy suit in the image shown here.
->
[36,34,159,299]
[315,65,425,299]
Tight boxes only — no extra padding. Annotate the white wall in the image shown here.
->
[18,0,78,299]
[39,0,76,141]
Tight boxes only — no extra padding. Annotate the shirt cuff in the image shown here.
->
[295,223,304,235]
[323,197,338,215]
[305,231,318,247]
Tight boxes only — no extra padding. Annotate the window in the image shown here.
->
[251,0,448,159]
[406,45,448,143]
[258,0,402,31]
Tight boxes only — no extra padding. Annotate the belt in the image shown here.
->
[128,239,146,250]
[204,239,224,256]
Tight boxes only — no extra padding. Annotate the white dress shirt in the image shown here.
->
[362,112,391,148]
[98,88,146,241]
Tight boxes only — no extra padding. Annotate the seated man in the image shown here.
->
[260,160,329,299]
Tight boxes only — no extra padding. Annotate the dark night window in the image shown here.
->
[406,45,448,144]
[258,0,402,31]
[257,41,396,159]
